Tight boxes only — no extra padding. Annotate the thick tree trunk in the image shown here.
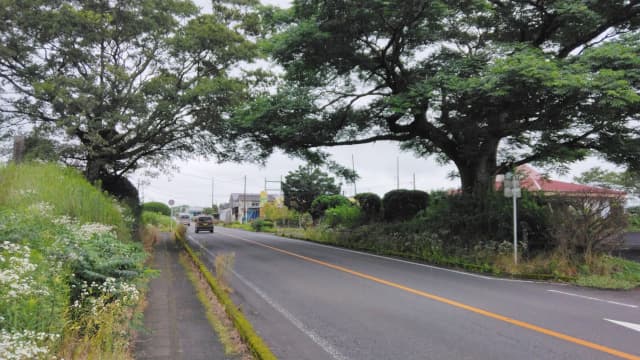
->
[85,156,140,216]
[453,138,500,199]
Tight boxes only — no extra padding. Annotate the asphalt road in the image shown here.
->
[187,227,640,360]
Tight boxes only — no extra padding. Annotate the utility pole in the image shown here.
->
[413,173,416,190]
[352,154,357,196]
[243,175,247,224]
[211,177,215,209]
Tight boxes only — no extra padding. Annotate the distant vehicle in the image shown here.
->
[195,215,214,233]
[178,213,191,226]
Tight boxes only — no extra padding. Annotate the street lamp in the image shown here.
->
[503,172,521,265]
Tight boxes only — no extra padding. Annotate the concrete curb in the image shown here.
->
[177,236,278,360]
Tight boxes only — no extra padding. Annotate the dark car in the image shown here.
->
[194,215,214,233]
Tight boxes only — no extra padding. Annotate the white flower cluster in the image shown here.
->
[76,223,114,239]
[27,202,53,215]
[0,242,48,298]
[0,329,59,360]
[52,216,74,227]
[72,278,140,314]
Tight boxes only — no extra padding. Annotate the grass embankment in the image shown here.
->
[141,211,175,232]
[0,163,150,359]
[174,225,277,360]
[263,225,640,289]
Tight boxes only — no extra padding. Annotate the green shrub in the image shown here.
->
[382,190,429,222]
[323,204,362,228]
[310,194,350,221]
[419,191,552,252]
[142,201,171,216]
[300,213,313,229]
[354,193,382,222]
[251,219,274,232]
[629,213,640,231]
[548,194,627,262]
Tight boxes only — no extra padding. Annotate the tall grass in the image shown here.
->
[0,162,131,239]
[0,163,148,359]
[141,211,175,232]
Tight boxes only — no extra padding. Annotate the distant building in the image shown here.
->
[219,203,232,223]
[497,165,626,197]
[225,193,276,222]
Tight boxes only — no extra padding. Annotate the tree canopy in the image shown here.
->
[282,164,341,213]
[574,167,640,194]
[234,0,640,198]
[0,0,259,198]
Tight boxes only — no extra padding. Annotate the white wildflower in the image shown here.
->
[0,329,59,360]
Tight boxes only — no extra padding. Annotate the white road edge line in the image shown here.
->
[547,290,638,309]
[215,227,548,284]
[187,234,351,360]
[604,319,640,333]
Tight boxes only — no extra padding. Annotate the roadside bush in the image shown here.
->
[251,219,274,232]
[310,194,350,221]
[142,201,171,216]
[548,193,627,263]
[300,213,313,229]
[323,204,362,228]
[419,191,552,253]
[382,190,429,222]
[629,213,640,231]
[627,206,640,231]
[354,193,382,222]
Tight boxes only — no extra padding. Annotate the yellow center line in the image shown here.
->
[222,231,640,360]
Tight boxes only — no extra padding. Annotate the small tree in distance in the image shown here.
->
[283,165,341,214]
[142,202,171,216]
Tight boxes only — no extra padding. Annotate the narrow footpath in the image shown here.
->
[134,233,234,360]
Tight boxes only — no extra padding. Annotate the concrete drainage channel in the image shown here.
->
[177,234,278,360]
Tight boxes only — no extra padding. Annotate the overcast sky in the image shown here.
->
[130,0,622,208]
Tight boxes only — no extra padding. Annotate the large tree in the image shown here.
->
[0,0,258,199]
[282,164,341,213]
[234,0,640,198]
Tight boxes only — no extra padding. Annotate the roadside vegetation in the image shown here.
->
[141,210,175,233]
[0,163,150,359]
[246,180,640,289]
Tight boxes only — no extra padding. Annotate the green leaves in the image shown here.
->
[234,0,640,199]
[0,0,260,194]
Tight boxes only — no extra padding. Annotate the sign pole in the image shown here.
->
[504,173,519,265]
[513,188,518,265]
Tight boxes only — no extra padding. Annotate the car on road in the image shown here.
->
[194,215,214,233]
[178,213,191,226]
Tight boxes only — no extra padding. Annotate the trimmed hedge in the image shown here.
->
[354,192,382,222]
[142,201,171,216]
[310,194,350,220]
[382,190,429,222]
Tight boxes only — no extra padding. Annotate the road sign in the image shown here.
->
[169,199,175,206]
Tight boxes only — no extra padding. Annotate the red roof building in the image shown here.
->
[497,165,625,197]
